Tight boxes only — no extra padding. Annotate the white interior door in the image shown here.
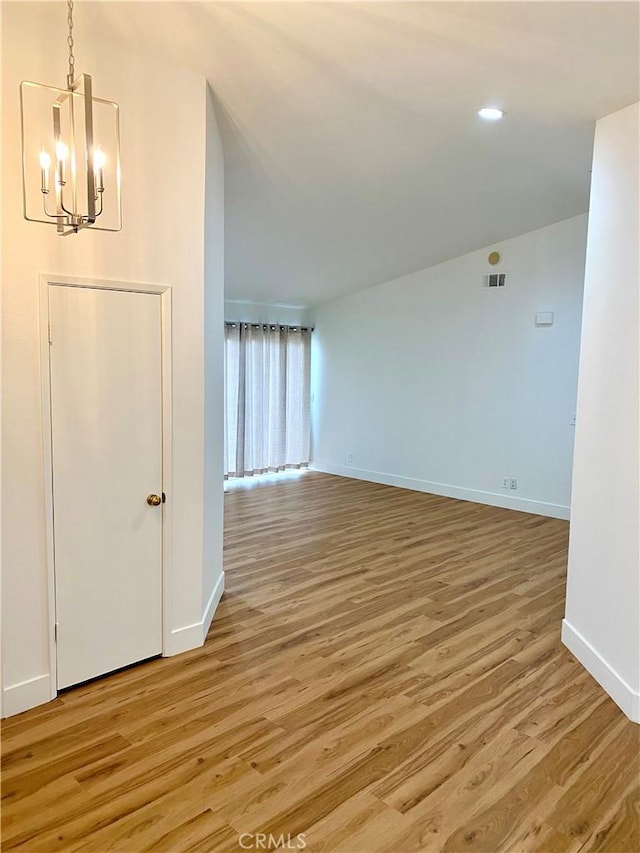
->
[49,284,163,690]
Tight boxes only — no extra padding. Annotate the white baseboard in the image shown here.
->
[3,576,227,714]
[165,622,203,657]
[165,572,225,657]
[202,572,225,641]
[2,674,54,718]
[310,462,570,520]
[562,619,639,723]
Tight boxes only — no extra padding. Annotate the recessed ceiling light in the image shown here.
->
[478,107,506,121]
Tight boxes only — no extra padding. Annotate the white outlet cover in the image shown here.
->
[535,311,554,326]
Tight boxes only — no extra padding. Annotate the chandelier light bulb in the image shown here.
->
[94,148,106,170]
[39,149,51,193]
[93,147,105,196]
[55,140,68,186]
[477,107,506,121]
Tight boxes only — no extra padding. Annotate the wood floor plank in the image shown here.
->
[303,792,410,852]
[2,472,637,852]
[434,697,637,852]
[578,780,640,853]
[545,719,640,843]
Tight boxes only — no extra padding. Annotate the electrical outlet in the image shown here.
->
[509,478,518,490]
[347,452,353,464]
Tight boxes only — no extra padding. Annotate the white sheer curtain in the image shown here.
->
[224,323,311,478]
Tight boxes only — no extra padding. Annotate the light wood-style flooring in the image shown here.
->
[2,472,639,852]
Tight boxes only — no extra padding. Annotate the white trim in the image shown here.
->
[309,462,570,520]
[562,619,640,723]
[165,622,203,657]
[159,290,174,658]
[2,675,54,718]
[165,572,225,656]
[39,273,171,296]
[202,572,225,641]
[38,280,58,703]
[37,273,173,713]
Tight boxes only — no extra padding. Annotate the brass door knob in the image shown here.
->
[146,494,162,506]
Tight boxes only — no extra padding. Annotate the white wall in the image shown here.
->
[1,4,224,715]
[202,86,225,632]
[225,300,313,327]
[311,214,587,518]
[563,103,640,723]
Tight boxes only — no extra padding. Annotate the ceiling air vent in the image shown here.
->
[483,273,506,288]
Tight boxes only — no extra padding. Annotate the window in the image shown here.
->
[224,323,311,478]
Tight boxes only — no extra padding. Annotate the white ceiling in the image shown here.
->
[80,2,639,305]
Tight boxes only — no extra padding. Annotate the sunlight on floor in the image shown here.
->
[224,468,309,491]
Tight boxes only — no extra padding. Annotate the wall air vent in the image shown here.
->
[483,273,506,288]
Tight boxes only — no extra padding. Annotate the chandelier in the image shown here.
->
[20,0,121,235]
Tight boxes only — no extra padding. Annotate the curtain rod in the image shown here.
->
[225,322,314,332]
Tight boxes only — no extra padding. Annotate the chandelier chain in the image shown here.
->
[67,0,75,83]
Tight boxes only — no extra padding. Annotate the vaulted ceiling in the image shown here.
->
[63,2,640,305]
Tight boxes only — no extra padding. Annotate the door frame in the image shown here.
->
[39,274,173,698]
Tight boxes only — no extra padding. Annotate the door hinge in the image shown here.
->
[54,623,58,642]
[48,323,53,344]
